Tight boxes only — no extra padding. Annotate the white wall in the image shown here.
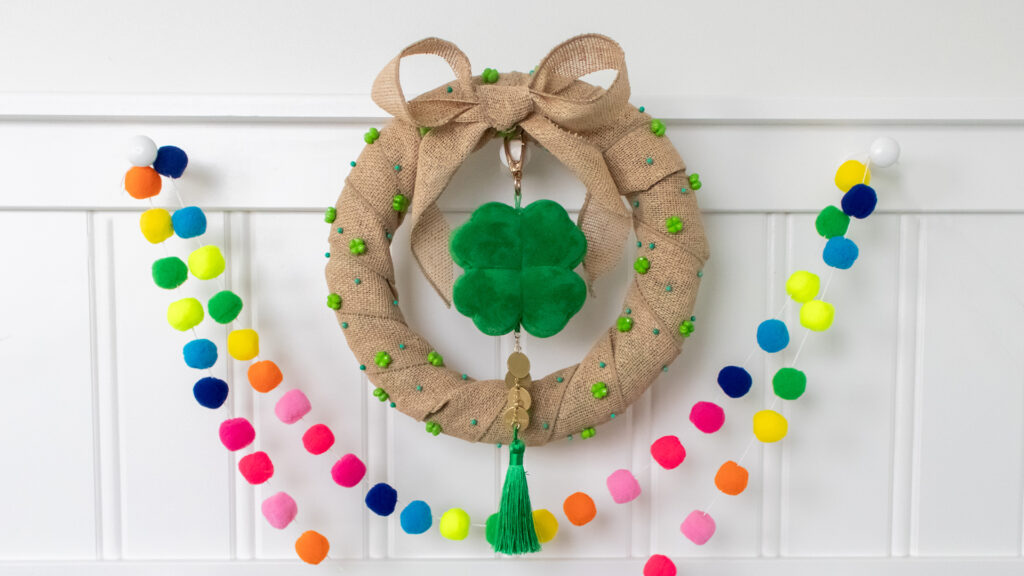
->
[1,1,1024,574]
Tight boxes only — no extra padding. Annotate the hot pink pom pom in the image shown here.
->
[275,389,311,425]
[650,435,686,469]
[680,510,716,545]
[239,451,274,485]
[606,468,641,504]
[219,417,255,451]
[302,423,335,455]
[261,491,298,529]
[689,401,725,433]
[643,554,677,576]
[331,453,366,488]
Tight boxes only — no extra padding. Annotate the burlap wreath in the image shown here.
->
[325,34,709,446]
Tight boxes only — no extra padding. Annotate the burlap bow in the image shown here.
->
[371,34,634,305]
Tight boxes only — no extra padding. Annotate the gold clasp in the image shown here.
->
[503,133,526,204]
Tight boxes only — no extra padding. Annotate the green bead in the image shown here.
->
[581,427,596,439]
[325,252,330,258]
[326,293,342,310]
[688,173,700,184]
[386,232,393,240]
[341,322,348,329]
[392,193,410,213]
[481,68,500,84]
[599,361,606,368]
[617,316,633,332]
[390,402,396,408]
[350,161,356,167]
[349,237,366,255]
[652,328,660,335]
[427,350,444,366]
[691,180,702,190]
[665,215,683,234]
[636,241,642,247]
[661,365,668,372]
[815,205,851,238]
[392,300,399,306]
[337,227,343,234]
[633,256,651,274]
[638,106,645,113]
[680,187,689,194]
[152,256,188,289]
[470,419,477,426]
[645,156,654,165]
[543,422,549,430]
[665,285,673,292]
[633,200,640,207]
[419,126,431,137]
[415,385,423,391]
[373,388,389,402]
[324,207,336,223]
[556,376,564,383]
[393,164,402,172]
[354,278,361,285]
[610,413,616,418]
[773,367,807,400]
[678,320,695,337]
[363,127,380,144]
[625,308,632,314]
[425,421,442,436]
[650,118,666,137]
[649,243,655,249]
[374,350,392,368]
[398,343,405,349]
[697,270,704,278]
[690,315,696,322]
[461,374,469,380]
[359,364,366,371]
[446,86,453,93]
[590,381,608,399]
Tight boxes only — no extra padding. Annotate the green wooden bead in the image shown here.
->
[364,127,380,144]
[393,164,402,172]
[354,278,361,285]
[481,68,500,84]
[470,419,478,426]
[426,421,442,436]
[337,227,343,234]
[556,376,564,383]
[617,316,633,332]
[392,193,410,213]
[415,385,423,391]
[326,293,342,310]
[645,156,654,165]
[349,237,366,255]
[638,106,645,113]
[652,328,660,335]
[591,381,608,399]
[666,215,683,234]
[350,161,356,167]
[446,86,453,93]
[697,270,704,278]
[691,180,702,190]
[599,361,606,368]
[650,118,666,137]
[324,207,336,223]
[419,126,432,137]
[581,427,596,439]
[374,350,392,368]
[427,350,444,366]
[634,257,650,274]
[679,320,695,337]
[341,322,349,329]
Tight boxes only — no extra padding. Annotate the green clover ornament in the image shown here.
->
[450,200,587,338]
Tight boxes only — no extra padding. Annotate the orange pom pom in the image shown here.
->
[125,166,162,199]
[248,360,283,393]
[295,530,329,565]
[563,491,597,526]
[714,460,749,496]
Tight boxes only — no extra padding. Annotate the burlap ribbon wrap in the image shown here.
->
[326,34,709,446]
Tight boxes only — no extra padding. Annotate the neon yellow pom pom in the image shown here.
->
[140,208,173,244]
[800,299,835,332]
[167,297,204,331]
[533,509,559,543]
[785,270,820,303]
[228,329,259,360]
[188,245,226,280]
[835,160,871,192]
[753,409,788,443]
[439,508,470,540]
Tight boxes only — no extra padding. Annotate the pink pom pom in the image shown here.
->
[680,510,716,545]
[261,491,298,529]
[650,435,686,469]
[238,451,274,485]
[302,423,335,455]
[219,418,255,451]
[331,453,366,488]
[275,389,311,425]
[689,401,725,434]
[644,554,677,576]
[606,468,641,504]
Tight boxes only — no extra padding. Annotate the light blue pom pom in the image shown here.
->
[823,236,859,270]
[400,500,432,534]
[172,206,207,239]
[183,338,217,369]
[757,319,790,353]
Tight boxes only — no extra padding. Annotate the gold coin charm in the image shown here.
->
[505,371,531,389]
[502,406,530,429]
[507,387,532,411]
[507,352,531,379]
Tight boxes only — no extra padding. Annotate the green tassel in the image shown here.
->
[493,428,541,555]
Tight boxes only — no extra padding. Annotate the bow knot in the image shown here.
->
[475,79,534,131]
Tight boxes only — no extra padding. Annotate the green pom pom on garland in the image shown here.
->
[208,290,243,324]
[815,205,850,238]
[152,256,188,290]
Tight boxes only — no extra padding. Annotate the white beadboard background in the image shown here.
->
[2,1,1024,574]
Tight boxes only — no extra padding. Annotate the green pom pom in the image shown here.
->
[208,290,243,324]
[485,513,499,546]
[815,205,850,238]
[152,256,188,289]
[773,367,807,400]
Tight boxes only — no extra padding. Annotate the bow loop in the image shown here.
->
[371,37,475,127]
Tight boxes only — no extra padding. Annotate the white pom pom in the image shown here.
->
[127,135,158,167]
[868,137,900,168]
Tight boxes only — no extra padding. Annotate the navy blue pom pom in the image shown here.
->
[153,145,189,178]
[172,206,207,239]
[183,338,218,369]
[718,365,753,398]
[756,319,790,353]
[841,184,877,219]
[823,236,859,270]
[193,377,229,409]
[400,500,432,534]
[365,482,398,516]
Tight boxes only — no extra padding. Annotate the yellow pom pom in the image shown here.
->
[753,409,788,443]
[188,245,226,280]
[835,160,871,192]
[800,299,835,332]
[785,270,820,303]
[140,208,173,244]
[439,508,470,540]
[228,329,259,360]
[533,509,559,543]
[167,297,204,331]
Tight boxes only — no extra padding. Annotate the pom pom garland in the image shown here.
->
[815,205,850,239]
[680,510,716,545]
[823,237,859,270]
[302,423,335,455]
[193,377,228,409]
[717,365,752,398]
[218,417,255,451]
[835,159,870,192]
[772,367,807,400]
[439,508,471,540]
[208,290,243,324]
[533,509,559,543]
[262,491,298,530]
[152,256,188,289]
[689,401,725,433]
[786,270,820,303]
[140,208,174,244]
[171,206,207,239]
[842,183,878,219]
[869,136,901,167]
[563,492,597,526]
[800,299,835,332]
[153,145,189,178]
[756,319,789,353]
[239,451,274,484]
[167,297,204,331]
[714,460,749,495]
[294,530,329,565]
[127,135,158,166]
[248,360,282,393]
[644,554,677,576]
[484,513,499,546]
[753,410,788,443]
[650,435,686,469]
[275,389,311,424]
[183,338,217,369]
[228,329,259,360]
[188,245,226,280]
[365,482,398,516]
[400,500,433,535]
[125,166,162,199]
[331,454,366,487]
[606,469,641,504]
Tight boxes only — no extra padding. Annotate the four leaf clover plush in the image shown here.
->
[450,200,587,338]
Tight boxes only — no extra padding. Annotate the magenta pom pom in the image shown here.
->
[331,453,366,488]
[644,554,677,576]
[689,401,725,433]
[680,510,716,545]
[650,435,686,470]
[606,468,641,504]
[238,451,274,485]
[302,423,335,455]
[275,389,311,424]
[218,417,255,451]
[261,491,298,529]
